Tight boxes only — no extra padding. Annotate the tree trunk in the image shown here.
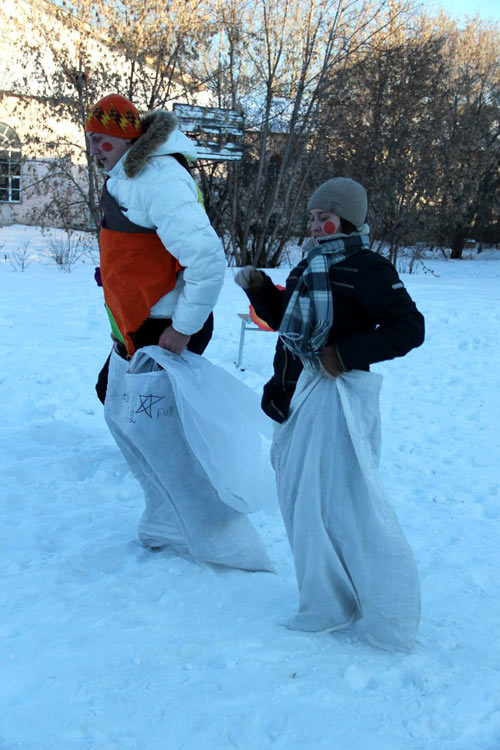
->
[450,226,466,259]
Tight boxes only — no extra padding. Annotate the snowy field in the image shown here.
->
[1,225,500,750]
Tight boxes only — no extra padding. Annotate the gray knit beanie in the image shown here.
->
[307,177,367,229]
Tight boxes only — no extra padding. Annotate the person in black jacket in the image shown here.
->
[236,178,424,422]
[235,177,424,649]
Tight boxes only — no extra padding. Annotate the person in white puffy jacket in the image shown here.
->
[85,93,225,402]
[84,93,254,558]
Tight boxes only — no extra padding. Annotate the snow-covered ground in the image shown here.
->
[1,225,499,750]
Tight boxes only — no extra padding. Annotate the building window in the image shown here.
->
[0,123,22,203]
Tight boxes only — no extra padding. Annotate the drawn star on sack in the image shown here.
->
[135,394,165,419]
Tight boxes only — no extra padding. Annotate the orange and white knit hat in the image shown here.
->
[85,94,142,139]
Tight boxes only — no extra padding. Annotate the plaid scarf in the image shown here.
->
[279,230,370,370]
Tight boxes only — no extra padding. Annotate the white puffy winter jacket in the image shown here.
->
[105,113,225,336]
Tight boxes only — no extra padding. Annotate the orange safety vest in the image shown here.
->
[99,182,182,356]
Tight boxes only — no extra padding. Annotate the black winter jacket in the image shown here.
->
[246,248,425,423]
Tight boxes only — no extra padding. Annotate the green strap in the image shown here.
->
[105,304,126,345]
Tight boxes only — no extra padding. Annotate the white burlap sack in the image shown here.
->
[104,345,275,571]
[272,369,420,651]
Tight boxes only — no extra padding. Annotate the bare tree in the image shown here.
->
[197,0,409,266]
[4,0,497,262]
[306,13,499,263]
[5,0,215,231]
[431,17,500,258]
[318,25,449,264]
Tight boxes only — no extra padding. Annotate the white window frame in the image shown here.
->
[0,123,22,203]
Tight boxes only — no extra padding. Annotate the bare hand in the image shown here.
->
[158,325,191,354]
[321,345,344,378]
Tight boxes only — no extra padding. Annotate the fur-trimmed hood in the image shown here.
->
[122,110,196,178]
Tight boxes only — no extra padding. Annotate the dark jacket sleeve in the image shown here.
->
[245,273,285,331]
[334,257,425,371]
[261,339,302,423]
[241,269,303,423]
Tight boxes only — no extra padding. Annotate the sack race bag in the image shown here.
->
[104,345,274,571]
[271,369,420,651]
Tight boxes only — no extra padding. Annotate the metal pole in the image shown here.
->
[236,317,247,369]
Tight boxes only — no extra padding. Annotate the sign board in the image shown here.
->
[173,104,244,162]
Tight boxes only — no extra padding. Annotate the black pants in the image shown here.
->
[95,313,214,405]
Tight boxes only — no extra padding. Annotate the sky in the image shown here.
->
[426,0,500,22]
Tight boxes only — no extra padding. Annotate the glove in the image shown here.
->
[94,267,102,287]
[261,379,291,423]
[234,266,265,290]
[320,345,345,378]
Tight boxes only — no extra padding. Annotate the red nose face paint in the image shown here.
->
[323,220,336,235]
[101,141,113,152]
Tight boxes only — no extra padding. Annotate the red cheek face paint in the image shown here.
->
[101,141,113,152]
[323,220,336,235]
